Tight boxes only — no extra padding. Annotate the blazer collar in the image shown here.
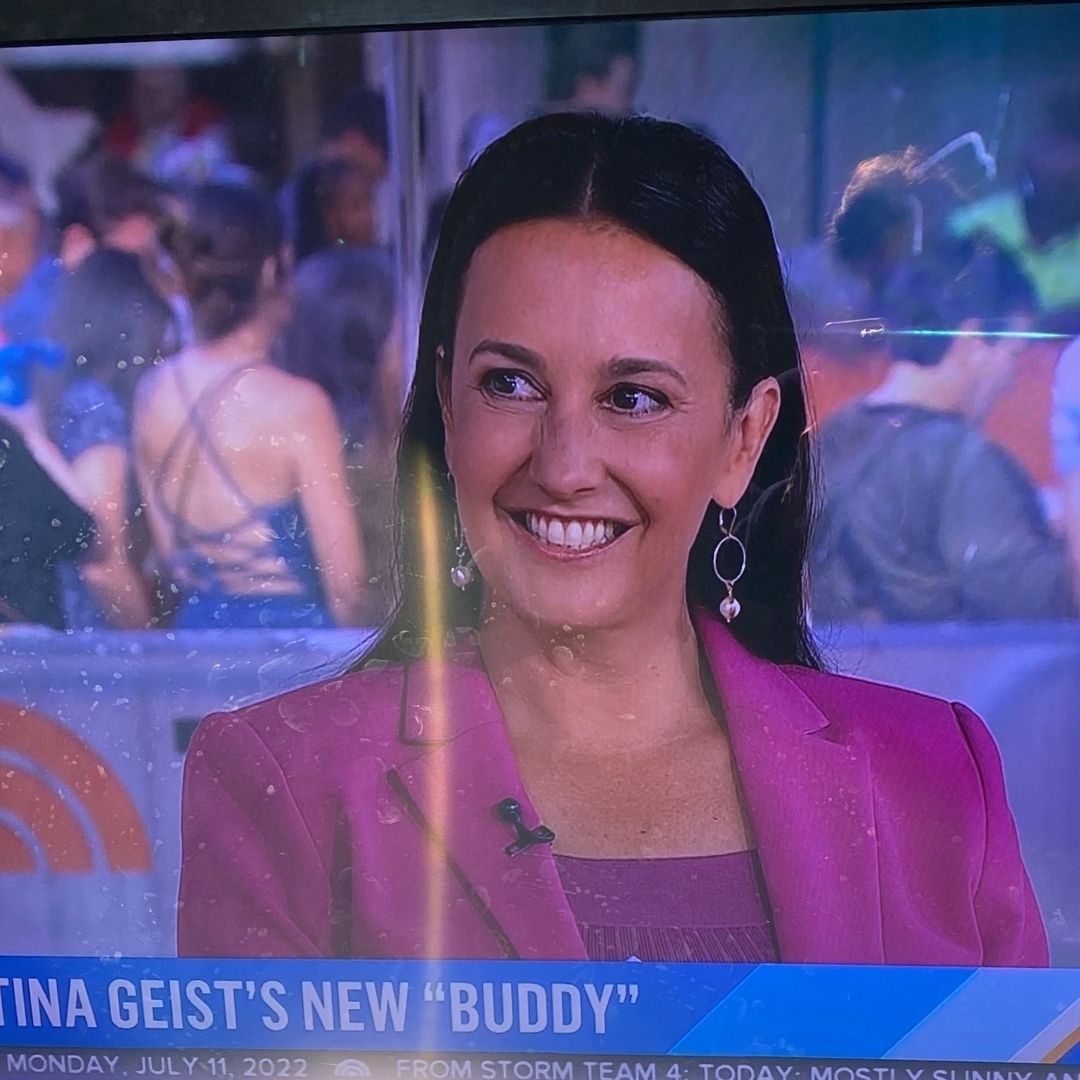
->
[388,614,883,964]
[695,614,884,963]
[388,654,585,960]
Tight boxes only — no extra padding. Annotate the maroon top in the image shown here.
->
[554,850,779,963]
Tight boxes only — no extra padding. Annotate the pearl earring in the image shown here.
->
[450,513,474,590]
[712,506,746,623]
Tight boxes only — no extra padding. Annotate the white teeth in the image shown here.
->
[523,514,620,550]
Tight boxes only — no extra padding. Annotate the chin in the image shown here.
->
[485,580,651,636]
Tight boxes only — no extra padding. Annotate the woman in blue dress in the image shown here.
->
[133,181,367,629]
[47,247,176,629]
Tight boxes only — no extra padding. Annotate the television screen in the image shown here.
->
[2,1,1080,1075]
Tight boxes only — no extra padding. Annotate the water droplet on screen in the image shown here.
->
[375,791,403,825]
[278,696,313,734]
[257,655,293,689]
[551,645,575,670]
[330,698,363,727]
[374,770,403,824]
[393,630,424,657]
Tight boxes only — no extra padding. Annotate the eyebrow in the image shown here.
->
[468,339,688,389]
[468,339,545,370]
[607,356,689,389]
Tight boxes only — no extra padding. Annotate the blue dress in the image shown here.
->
[153,365,332,630]
[49,378,129,631]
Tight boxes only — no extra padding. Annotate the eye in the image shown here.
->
[479,368,543,402]
[603,384,671,417]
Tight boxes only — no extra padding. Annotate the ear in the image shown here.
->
[711,376,782,508]
[59,223,96,271]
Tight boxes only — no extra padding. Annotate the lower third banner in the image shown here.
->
[3,959,1080,1065]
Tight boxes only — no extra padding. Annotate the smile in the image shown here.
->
[510,511,631,552]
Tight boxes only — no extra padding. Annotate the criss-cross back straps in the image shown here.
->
[153,364,262,541]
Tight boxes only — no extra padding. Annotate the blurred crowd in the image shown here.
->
[792,83,1080,625]
[0,76,401,631]
[1,23,1080,632]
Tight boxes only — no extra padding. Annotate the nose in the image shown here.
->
[527,404,606,500]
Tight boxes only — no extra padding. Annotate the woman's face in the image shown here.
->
[324,171,376,249]
[441,218,779,633]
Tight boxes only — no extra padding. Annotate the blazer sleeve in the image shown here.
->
[953,702,1050,967]
[177,712,333,958]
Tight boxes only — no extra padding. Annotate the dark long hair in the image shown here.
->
[277,247,397,448]
[170,181,282,343]
[49,248,176,408]
[365,112,820,669]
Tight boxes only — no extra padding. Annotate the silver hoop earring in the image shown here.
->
[450,513,474,590]
[712,506,746,623]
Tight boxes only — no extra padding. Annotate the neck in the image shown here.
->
[195,316,273,365]
[477,595,717,752]
[866,359,974,419]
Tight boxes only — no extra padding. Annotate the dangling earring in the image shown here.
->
[712,506,746,623]
[450,512,474,590]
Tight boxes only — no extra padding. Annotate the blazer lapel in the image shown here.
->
[387,654,586,961]
[697,614,885,964]
[385,620,884,965]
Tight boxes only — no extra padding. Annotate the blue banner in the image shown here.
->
[2,958,1080,1063]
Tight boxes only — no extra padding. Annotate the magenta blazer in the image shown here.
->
[177,612,1048,965]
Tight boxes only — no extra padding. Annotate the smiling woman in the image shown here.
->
[177,113,1047,967]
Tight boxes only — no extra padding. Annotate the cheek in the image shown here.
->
[446,395,534,496]
[636,448,717,531]
[621,423,733,529]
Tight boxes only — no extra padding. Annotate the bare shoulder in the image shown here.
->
[132,359,171,417]
[236,367,335,421]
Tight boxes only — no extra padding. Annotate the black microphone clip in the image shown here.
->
[496,797,556,857]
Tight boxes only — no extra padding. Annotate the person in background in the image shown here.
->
[951,85,1080,334]
[544,21,641,114]
[0,157,93,625]
[812,239,1074,624]
[787,148,961,346]
[293,157,378,263]
[53,154,166,272]
[319,85,390,182]
[1052,336,1080,610]
[282,86,389,255]
[134,181,366,629]
[46,248,177,629]
[2,154,167,349]
[423,112,514,271]
[104,66,231,186]
[277,247,399,621]
[0,408,94,628]
[0,156,41,308]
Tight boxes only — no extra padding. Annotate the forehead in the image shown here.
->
[455,218,725,366]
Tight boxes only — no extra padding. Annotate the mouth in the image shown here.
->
[507,510,632,554]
